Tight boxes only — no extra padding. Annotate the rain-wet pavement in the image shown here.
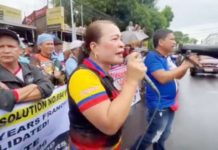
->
[122,73,218,150]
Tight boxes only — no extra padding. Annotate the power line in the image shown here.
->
[74,1,124,24]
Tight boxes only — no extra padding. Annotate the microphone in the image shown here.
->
[123,53,160,96]
[144,74,160,97]
[184,54,202,69]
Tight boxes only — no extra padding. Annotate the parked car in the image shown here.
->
[190,55,218,76]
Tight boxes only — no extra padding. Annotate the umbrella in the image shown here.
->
[121,30,149,44]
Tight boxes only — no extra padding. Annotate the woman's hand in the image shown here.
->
[126,52,147,86]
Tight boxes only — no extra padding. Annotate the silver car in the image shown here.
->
[190,55,218,76]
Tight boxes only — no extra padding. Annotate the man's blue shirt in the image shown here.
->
[144,51,177,110]
[66,56,78,78]
[52,52,65,62]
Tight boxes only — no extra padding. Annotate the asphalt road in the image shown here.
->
[167,73,218,150]
[121,72,218,150]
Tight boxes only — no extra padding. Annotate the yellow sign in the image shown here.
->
[0,4,22,23]
[47,7,65,29]
[47,17,64,26]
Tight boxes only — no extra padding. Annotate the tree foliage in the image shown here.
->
[54,0,196,45]
[174,31,198,44]
[161,6,174,27]
[54,0,173,34]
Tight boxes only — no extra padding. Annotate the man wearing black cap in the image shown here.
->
[52,36,65,63]
[0,29,54,111]
[23,39,34,58]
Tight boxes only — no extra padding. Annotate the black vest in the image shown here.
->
[67,65,121,147]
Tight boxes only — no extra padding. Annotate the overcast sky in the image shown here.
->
[156,0,218,41]
[1,0,218,41]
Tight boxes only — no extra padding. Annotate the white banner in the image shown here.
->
[109,64,141,106]
[0,86,70,150]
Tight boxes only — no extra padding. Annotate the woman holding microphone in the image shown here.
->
[67,20,146,150]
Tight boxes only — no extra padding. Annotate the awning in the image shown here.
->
[0,20,36,30]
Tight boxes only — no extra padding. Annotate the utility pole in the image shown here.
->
[81,4,84,27]
[70,0,76,41]
[47,0,49,7]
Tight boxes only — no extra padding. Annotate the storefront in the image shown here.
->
[0,4,36,43]
[0,20,36,43]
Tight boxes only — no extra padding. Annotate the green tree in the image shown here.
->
[161,6,174,27]
[51,1,198,59]
[174,31,198,44]
[54,0,174,43]
[137,0,157,7]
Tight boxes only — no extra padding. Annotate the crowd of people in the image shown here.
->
[0,19,199,150]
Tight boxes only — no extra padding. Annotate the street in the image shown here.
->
[122,72,218,150]
[167,73,218,150]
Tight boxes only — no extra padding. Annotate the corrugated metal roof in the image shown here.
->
[0,20,36,30]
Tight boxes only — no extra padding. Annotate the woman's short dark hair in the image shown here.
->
[78,20,116,64]
[153,29,173,48]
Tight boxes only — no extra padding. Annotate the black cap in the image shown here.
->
[0,29,20,44]
[53,36,63,45]
[22,39,34,47]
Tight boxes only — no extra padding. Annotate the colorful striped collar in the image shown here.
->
[82,58,107,77]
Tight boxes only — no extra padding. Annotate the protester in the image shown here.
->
[52,36,65,63]
[0,29,54,111]
[137,29,199,150]
[18,44,30,64]
[65,40,83,78]
[23,40,34,58]
[67,20,147,149]
[126,21,134,31]
[63,49,71,62]
[34,33,66,86]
